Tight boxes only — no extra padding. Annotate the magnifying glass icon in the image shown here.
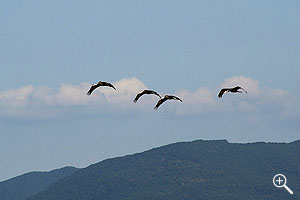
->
[273,174,293,195]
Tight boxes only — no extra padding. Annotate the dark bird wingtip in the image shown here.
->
[176,97,183,102]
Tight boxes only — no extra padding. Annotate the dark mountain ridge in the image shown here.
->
[27,139,300,200]
[0,166,78,200]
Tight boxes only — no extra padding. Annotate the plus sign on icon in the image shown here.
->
[274,175,285,186]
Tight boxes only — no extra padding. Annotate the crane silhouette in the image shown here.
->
[218,86,247,98]
[87,81,116,95]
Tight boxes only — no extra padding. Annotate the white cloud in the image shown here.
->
[221,76,300,119]
[175,88,217,115]
[103,77,147,105]
[0,86,35,117]
[0,76,299,120]
[0,78,149,117]
[0,85,33,107]
[173,76,300,120]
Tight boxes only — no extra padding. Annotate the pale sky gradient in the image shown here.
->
[0,0,300,181]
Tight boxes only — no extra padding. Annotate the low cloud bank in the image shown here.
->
[0,76,299,120]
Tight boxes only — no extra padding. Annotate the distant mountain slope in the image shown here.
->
[28,140,300,200]
[0,166,78,200]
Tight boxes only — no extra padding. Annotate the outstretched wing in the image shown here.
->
[218,89,228,98]
[133,91,145,103]
[101,82,116,90]
[149,90,161,98]
[239,87,248,94]
[169,95,182,102]
[154,98,168,110]
[87,84,99,95]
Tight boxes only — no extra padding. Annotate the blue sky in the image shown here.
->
[0,0,300,181]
